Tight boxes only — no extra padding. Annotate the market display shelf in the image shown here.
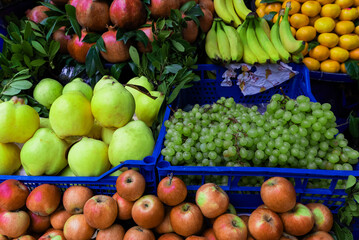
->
[0,107,171,195]
[310,71,353,83]
[158,63,358,214]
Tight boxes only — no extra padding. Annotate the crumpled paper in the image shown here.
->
[220,62,298,96]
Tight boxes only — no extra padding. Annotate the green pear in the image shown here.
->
[33,78,63,109]
[93,75,119,94]
[86,120,102,140]
[135,91,165,127]
[68,137,111,176]
[101,127,116,145]
[109,169,123,176]
[39,118,51,129]
[62,78,93,101]
[125,76,154,102]
[109,120,155,166]
[58,166,76,176]
[20,128,68,176]
[91,82,135,128]
[49,92,94,139]
[0,143,21,175]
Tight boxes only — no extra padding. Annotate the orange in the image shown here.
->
[314,17,336,33]
[320,4,342,17]
[297,0,309,2]
[296,26,317,41]
[290,26,296,37]
[265,3,282,15]
[355,0,359,6]
[282,0,301,15]
[301,1,322,17]
[318,33,340,47]
[255,0,262,8]
[340,63,347,72]
[339,34,359,50]
[330,47,350,62]
[318,0,336,4]
[302,42,309,55]
[256,5,267,18]
[309,15,321,25]
[339,7,359,20]
[335,21,355,35]
[290,14,310,28]
[335,0,354,8]
[303,57,321,70]
[355,25,359,34]
[349,48,359,60]
[320,60,340,73]
[309,45,331,61]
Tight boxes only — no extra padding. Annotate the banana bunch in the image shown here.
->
[214,0,251,27]
[205,19,243,63]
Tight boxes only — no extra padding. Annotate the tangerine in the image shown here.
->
[314,17,336,33]
[355,25,359,34]
[302,42,309,56]
[355,0,359,6]
[340,62,347,72]
[265,3,282,15]
[318,0,336,4]
[255,0,262,8]
[282,0,301,14]
[330,47,350,62]
[339,7,359,20]
[335,21,355,35]
[309,45,330,61]
[290,26,297,37]
[256,5,267,18]
[320,60,340,73]
[301,1,322,17]
[335,0,354,8]
[290,13,310,28]
[317,33,339,47]
[320,4,341,18]
[309,15,321,25]
[303,57,321,70]
[339,34,359,50]
[296,26,317,41]
[349,48,359,60]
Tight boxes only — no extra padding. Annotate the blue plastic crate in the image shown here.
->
[157,63,359,213]
[0,17,5,53]
[0,107,171,195]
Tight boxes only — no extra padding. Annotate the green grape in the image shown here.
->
[269,130,279,139]
[328,153,340,164]
[298,102,311,112]
[255,150,265,159]
[334,164,343,170]
[348,149,359,159]
[313,109,324,118]
[307,162,317,169]
[298,127,308,137]
[183,152,191,161]
[343,163,353,171]
[297,95,310,103]
[257,142,266,151]
[322,103,331,111]
[311,132,321,142]
[289,125,299,134]
[315,158,323,166]
[285,100,296,111]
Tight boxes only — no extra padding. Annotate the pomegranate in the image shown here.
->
[199,0,214,14]
[100,27,130,63]
[110,0,147,30]
[148,0,180,19]
[67,30,96,64]
[53,27,71,54]
[27,6,49,24]
[137,22,156,53]
[182,14,198,43]
[68,0,80,7]
[76,0,110,32]
[199,7,213,33]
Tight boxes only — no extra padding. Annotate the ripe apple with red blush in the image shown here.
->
[158,233,184,240]
[50,209,72,230]
[116,169,146,201]
[248,208,283,240]
[280,232,298,240]
[96,224,125,240]
[185,236,207,240]
[63,214,95,240]
[63,185,93,214]
[112,192,134,220]
[280,203,315,236]
[306,203,333,232]
[38,229,66,240]
[0,179,29,211]
[123,226,155,240]
[132,194,165,229]
[203,228,217,240]
[26,184,61,216]
[155,207,173,234]
[213,213,248,240]
[170,202,203,237]
[0,211,30,238]
[157,174,187,206]
[28,210,51,233]
[303,231,334,240]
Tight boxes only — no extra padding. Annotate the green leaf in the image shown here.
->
[180,1,197,13]
[354,193,359,203]
[346,175,357,189]
[263,12,277,21]
[40,2,64,14]
[23,55,31,68]
[261,0,283,3]
[171,40,185,52]
[24,21,32,41]
[334,221,345,240]
[68,15,81,38]
[164,64,182,74]
[85,46,106,77]
[82,33,101,43]
[308,41,320,52]
[156,19,166,31]
[345,60,359,80]
[30,59,46,67]
[27,21,42,32]
[111,63,126,79]
[348,198,357,211]
[129,46,140,67]
[48,41,60,59]
[2,87,21,96]
[10,80,32,90]
[184,4,204,18]
[96,37,106,52]
[135,30,149,47]
[31,41,47,55]
[116,28,126,41]
[11,44,22,53]
[22,41,33,57]
[45,19,59,41]
[157,30,172,40]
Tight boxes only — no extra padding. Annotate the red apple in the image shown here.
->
[306,203,333,232]
[0,179,29,211]
[38,229,66,240]
[158,233,184,240]
[280,203,315,236]
[116,169,146,201]
[260,177,296,213]
[257,204,269,209]
[0,211,30,238]
[112,192,134,220]
[132,194,165,229]
[157,175,187,206]
[28,211,51,233]
[13,235,36,240]
[63,186,93,214]
[203,228,217,240]
[195,183,229,218]
[170,202,203,237]
[248,208,283,240]
[63,214,95,240]
[26,184,61,216]
[185,236,206,240]
[280,232,298,240]
[303,231,334,240]
[83,195,118,229]
[213,213,247,240]
[123,226,155,240]
[96,224,125,240]
[50,209,72,230]
[155,207,173,234]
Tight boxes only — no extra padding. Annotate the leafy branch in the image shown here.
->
[338,175,359,226]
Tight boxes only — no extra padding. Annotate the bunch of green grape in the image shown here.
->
[161,94,359,170]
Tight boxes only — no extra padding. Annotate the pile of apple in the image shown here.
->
[0,170,336,240]
[0,74,163,177]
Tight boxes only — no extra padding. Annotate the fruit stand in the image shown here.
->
[0,0,359,239]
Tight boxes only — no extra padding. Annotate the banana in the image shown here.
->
[205,21,222,62]
[246,19,270,64]
[292,52,304,64]
[237,21,258,65]
[254,18,281,64]
[216,20,232,63]
[270,10,291,63]
[279,2,305,54]
[226,0,242,27]
[222,21,243,62]
[214,0,234,25]
[233,0,252,21]
[259,17,271,39]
